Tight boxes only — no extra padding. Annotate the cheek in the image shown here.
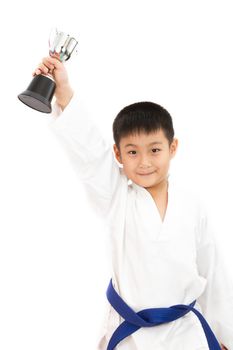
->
[156,155,170,168]
[124,161,135,171]
[121,157,136,170]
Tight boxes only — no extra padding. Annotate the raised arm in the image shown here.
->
[33,56,126,218]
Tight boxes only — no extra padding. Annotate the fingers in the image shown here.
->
[32,61,50,76]
[32,68,41,76]
[43,55,62,69]
[32,56,62,76]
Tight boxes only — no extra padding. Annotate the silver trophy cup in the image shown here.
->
[18,28,78,113]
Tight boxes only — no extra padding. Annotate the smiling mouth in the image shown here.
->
[137,171,155,176]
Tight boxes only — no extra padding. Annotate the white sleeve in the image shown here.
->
[47,94,125,218]
[196,206,233,349]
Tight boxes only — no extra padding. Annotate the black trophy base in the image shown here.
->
[18,75,56,114]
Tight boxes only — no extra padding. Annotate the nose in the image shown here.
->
[139,154,152,168]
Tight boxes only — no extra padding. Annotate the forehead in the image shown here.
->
[120,129,167,147]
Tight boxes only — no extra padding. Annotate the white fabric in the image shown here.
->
[47,95,233,350]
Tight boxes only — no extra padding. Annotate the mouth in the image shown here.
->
[137,171,156,176]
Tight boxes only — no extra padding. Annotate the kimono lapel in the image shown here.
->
[130,179,171,240]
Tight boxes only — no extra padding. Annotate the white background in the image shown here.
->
[1,0,233,349]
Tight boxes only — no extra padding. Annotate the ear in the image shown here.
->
[169,138,178,158]
[113,144,123,164]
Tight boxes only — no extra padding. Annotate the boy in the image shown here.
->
[33,57,233,349]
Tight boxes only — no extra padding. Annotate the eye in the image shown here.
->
[152,148,161,153]
[128,151,137,155]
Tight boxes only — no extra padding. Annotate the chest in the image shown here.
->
[108,185,200,276]
[122,186,199,241]
[152,194,168,223]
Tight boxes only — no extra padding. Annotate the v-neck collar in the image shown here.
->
[130,178,171,226]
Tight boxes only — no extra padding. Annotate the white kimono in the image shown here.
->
[47,95,233,350]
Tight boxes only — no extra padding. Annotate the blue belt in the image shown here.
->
[106,279,221,350]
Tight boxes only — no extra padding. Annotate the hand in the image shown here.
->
[221,343,228,350]
[32,53,74,110]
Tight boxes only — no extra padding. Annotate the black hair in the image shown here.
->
[113,101,175,150]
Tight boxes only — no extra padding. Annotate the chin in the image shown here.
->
[137,179,158,188]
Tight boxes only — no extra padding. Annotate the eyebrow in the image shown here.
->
[124,141,163,148]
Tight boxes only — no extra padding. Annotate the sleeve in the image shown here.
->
[47,94,126,219]
[196,205,233,349]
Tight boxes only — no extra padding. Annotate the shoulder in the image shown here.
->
[171,182,208,219]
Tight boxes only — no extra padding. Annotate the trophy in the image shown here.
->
[18,28,78,113]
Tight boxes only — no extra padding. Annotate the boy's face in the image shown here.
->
[113,129,178,190]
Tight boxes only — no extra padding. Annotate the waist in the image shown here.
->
[106,278,221,350]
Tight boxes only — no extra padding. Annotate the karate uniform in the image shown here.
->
[47,95,233,349]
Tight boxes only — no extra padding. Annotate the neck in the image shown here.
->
[145,177,169,198]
